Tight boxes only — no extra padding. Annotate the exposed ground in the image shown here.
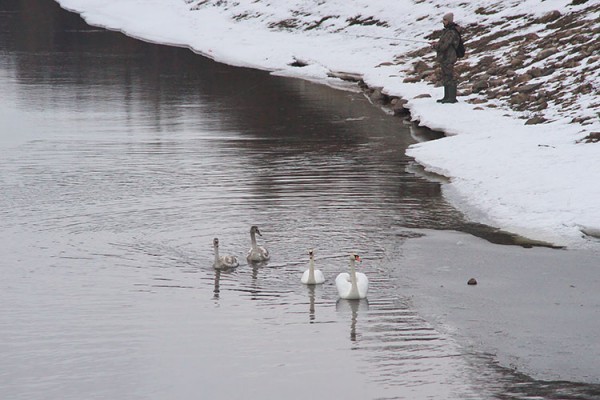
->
[400,2,600,126]
[185,0,599,132]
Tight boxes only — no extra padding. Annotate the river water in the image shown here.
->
[1,1,599,399]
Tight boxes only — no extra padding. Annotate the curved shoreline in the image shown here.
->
[53,0,600,249]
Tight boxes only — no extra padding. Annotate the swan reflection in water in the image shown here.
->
[212,267,237,302]
[249,261,269,300]
[213,269,222,301]
[306,284,316,322]
[336,298,369,342]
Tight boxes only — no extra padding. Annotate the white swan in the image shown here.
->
[247,225,270,262]
[336,253,368,300]
[213,238,239,269]
[301,249,325,285]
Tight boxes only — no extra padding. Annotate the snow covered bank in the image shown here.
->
[54,0,600,248]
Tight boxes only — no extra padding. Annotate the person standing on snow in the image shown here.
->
[431,13,461,103]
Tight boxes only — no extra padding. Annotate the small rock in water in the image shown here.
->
[467,278,478,286]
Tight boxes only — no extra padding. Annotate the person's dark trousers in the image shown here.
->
[438,61,458,104]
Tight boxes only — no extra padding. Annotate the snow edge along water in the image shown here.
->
[52,0,600,249]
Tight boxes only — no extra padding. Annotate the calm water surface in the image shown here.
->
[1,1,599,399]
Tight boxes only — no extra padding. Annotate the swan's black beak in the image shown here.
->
[354,255,361,262]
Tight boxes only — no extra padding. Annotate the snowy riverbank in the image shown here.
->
[53,0,600,249]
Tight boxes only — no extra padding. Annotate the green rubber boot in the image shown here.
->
[441,84,457,104]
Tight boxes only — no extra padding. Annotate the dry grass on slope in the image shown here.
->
[399,2,600,127]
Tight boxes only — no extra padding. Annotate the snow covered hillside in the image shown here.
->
[55,0,600,248]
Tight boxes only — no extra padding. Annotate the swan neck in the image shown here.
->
[214,245,219,263]
[308,258,315,281]
[250,232,258,248]
[350,259,358,291]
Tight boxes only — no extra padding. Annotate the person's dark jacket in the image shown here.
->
[435,23,461,64]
